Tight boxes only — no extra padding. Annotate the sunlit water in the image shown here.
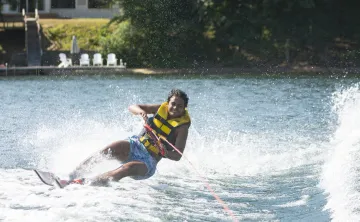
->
[1,73,360,221]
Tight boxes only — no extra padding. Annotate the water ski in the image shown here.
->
[34,169,69,188]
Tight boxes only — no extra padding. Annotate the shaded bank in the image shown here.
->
[0,65,359,76]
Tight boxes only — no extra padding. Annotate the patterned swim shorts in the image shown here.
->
[124,135,158,180]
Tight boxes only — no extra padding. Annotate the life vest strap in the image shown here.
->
[139,135,160,155]
[153,124,168,137]
[154,113,174,130]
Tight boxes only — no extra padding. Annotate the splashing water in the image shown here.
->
[321,83,360,221]
[1,75,341,221]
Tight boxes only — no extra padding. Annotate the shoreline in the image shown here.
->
[130,66,360,75]
[0,65,359,76]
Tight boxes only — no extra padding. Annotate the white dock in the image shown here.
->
[0,65,129,76]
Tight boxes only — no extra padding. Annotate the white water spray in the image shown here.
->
[321,83,360,221]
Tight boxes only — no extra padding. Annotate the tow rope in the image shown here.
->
[143,124,238,222]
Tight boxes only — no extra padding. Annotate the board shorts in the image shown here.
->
[124,135,158,180]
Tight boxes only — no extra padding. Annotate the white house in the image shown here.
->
[1,0,120,18]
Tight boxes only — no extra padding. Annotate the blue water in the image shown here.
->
[1,74,360,221]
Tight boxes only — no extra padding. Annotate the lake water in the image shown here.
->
[1,73,360,221]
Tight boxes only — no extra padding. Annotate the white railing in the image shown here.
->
[35,9,39,20]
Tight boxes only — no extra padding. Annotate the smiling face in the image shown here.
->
[167,96,186,118]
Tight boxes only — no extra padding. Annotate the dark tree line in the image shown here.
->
[100,0,360,68]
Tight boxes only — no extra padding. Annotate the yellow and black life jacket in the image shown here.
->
[139,102,191,155]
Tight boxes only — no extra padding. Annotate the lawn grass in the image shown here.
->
[39,18,114,51]
[39,18,110,26]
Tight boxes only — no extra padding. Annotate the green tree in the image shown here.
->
[102,0,360,68]
[103,0,208,67]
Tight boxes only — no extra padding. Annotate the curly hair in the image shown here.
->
[167,89,189,107]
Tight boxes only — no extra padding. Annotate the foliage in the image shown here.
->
[107,0,209,67]
[40,19,113,51]
[104,0,360,67]
[100,21,139,65]
[39,0,360,68]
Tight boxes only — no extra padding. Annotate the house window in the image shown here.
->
[19,0,44,12]
[88,0,113,9]
[51,0,75,8]
[36,0,44,10]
